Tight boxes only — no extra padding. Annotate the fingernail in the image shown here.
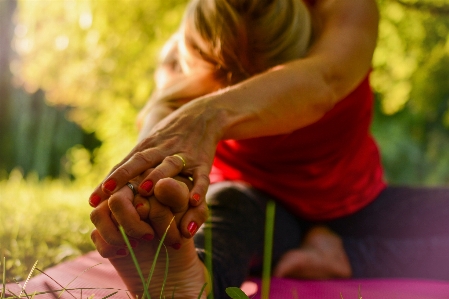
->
[129,239,138,248]
[192,193,200,202]
[142,234,154,241]
[140,180,153,192]
[135,203,144,209]
[171,243,181,250]
[116,248,127,256]
[187,221,198,237]
[103,179,117,192]
[89,194,101,207]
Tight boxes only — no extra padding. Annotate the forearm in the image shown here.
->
[192,0,379,141]
[203,60,337,140]
[138,104,174,142]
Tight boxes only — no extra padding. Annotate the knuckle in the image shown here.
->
[110,163,120,173]
[108,197,120,212]
[197,204,210,222]
[151,167,166,179]
[196,173,211,186]
[113,166,132,180]
[132,150,154,166]
[90,209,101,226]
[167,155,184,169]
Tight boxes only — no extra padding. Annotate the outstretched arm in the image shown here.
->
[89,0,379,235]
[204,0,379,139]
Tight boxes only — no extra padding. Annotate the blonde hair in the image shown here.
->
[179,0,312,84]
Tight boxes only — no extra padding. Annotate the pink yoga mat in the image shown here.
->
[5,251,449,298]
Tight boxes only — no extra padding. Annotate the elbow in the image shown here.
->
[313,78,340,117]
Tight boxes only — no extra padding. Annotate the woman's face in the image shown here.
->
[154,34,222,96]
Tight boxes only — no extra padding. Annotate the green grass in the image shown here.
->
[0,170,95,282]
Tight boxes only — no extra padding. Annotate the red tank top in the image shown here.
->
[210,75,386,220]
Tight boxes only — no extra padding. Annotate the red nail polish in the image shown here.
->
[129,240,138,248]
[192,193,200,202]
[89,194,101,207]
[187,221,198,237]
[103,179,117,192]
[135,203,144,209]
[172,243,181,250]
[140,180,153,192]
[142,234,154,241]
[116,248,127,256]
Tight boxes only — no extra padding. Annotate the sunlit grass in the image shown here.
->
[0,170,95,282]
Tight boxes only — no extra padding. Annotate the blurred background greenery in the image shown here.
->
[0,0,448,283]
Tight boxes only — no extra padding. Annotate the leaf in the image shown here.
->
[225,287,250,299]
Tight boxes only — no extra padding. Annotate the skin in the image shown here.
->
[91,177,209,298]
[90,0,379,290]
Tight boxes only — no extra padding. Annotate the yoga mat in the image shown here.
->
[5,251,449,298]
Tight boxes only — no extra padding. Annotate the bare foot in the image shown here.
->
[108,178,210,298]
[273,226,352,279]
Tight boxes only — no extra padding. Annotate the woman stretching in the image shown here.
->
[89,0,449,298]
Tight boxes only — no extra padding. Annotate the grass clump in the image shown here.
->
[0,170,95,282]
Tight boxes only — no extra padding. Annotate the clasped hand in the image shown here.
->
[91,170,209,258]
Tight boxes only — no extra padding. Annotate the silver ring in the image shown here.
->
[126,182,138,196]
[172,154,186,168]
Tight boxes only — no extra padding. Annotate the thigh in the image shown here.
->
[328,186,449,279]
[329,186,449,238]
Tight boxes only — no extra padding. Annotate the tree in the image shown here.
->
[372,0,449,185]
[11,0,189,182]
[7,0,449,185]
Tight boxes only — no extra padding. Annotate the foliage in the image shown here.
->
[0,170,95,282]
[9,0,449,185]
[371,0,449,185]
[12,0,189,182]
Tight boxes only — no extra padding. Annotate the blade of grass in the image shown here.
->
[13,278,31,299]
[261,200,275,299]
[57,263,102,298]
[35,268,76,299]
[119,226,151,299]
[101,291,118,299]
[145,217,174,290]
[197,283,208,299]
[19,260,38,298]
[159,244,169,299]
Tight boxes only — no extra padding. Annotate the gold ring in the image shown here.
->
[172,154,186,168]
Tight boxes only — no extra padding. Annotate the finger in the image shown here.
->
[133,194,150,220]
[108,185,155,242]
[147,196,182,248]
[88,184,110,208]
[89,157,145,208]
[90,200,124,246]
[154,178,190,214]
[101,147,164,195]
[179,200,209,239]
[138,155,186,196]
[188,166,211,207]
[91,229,129,259]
